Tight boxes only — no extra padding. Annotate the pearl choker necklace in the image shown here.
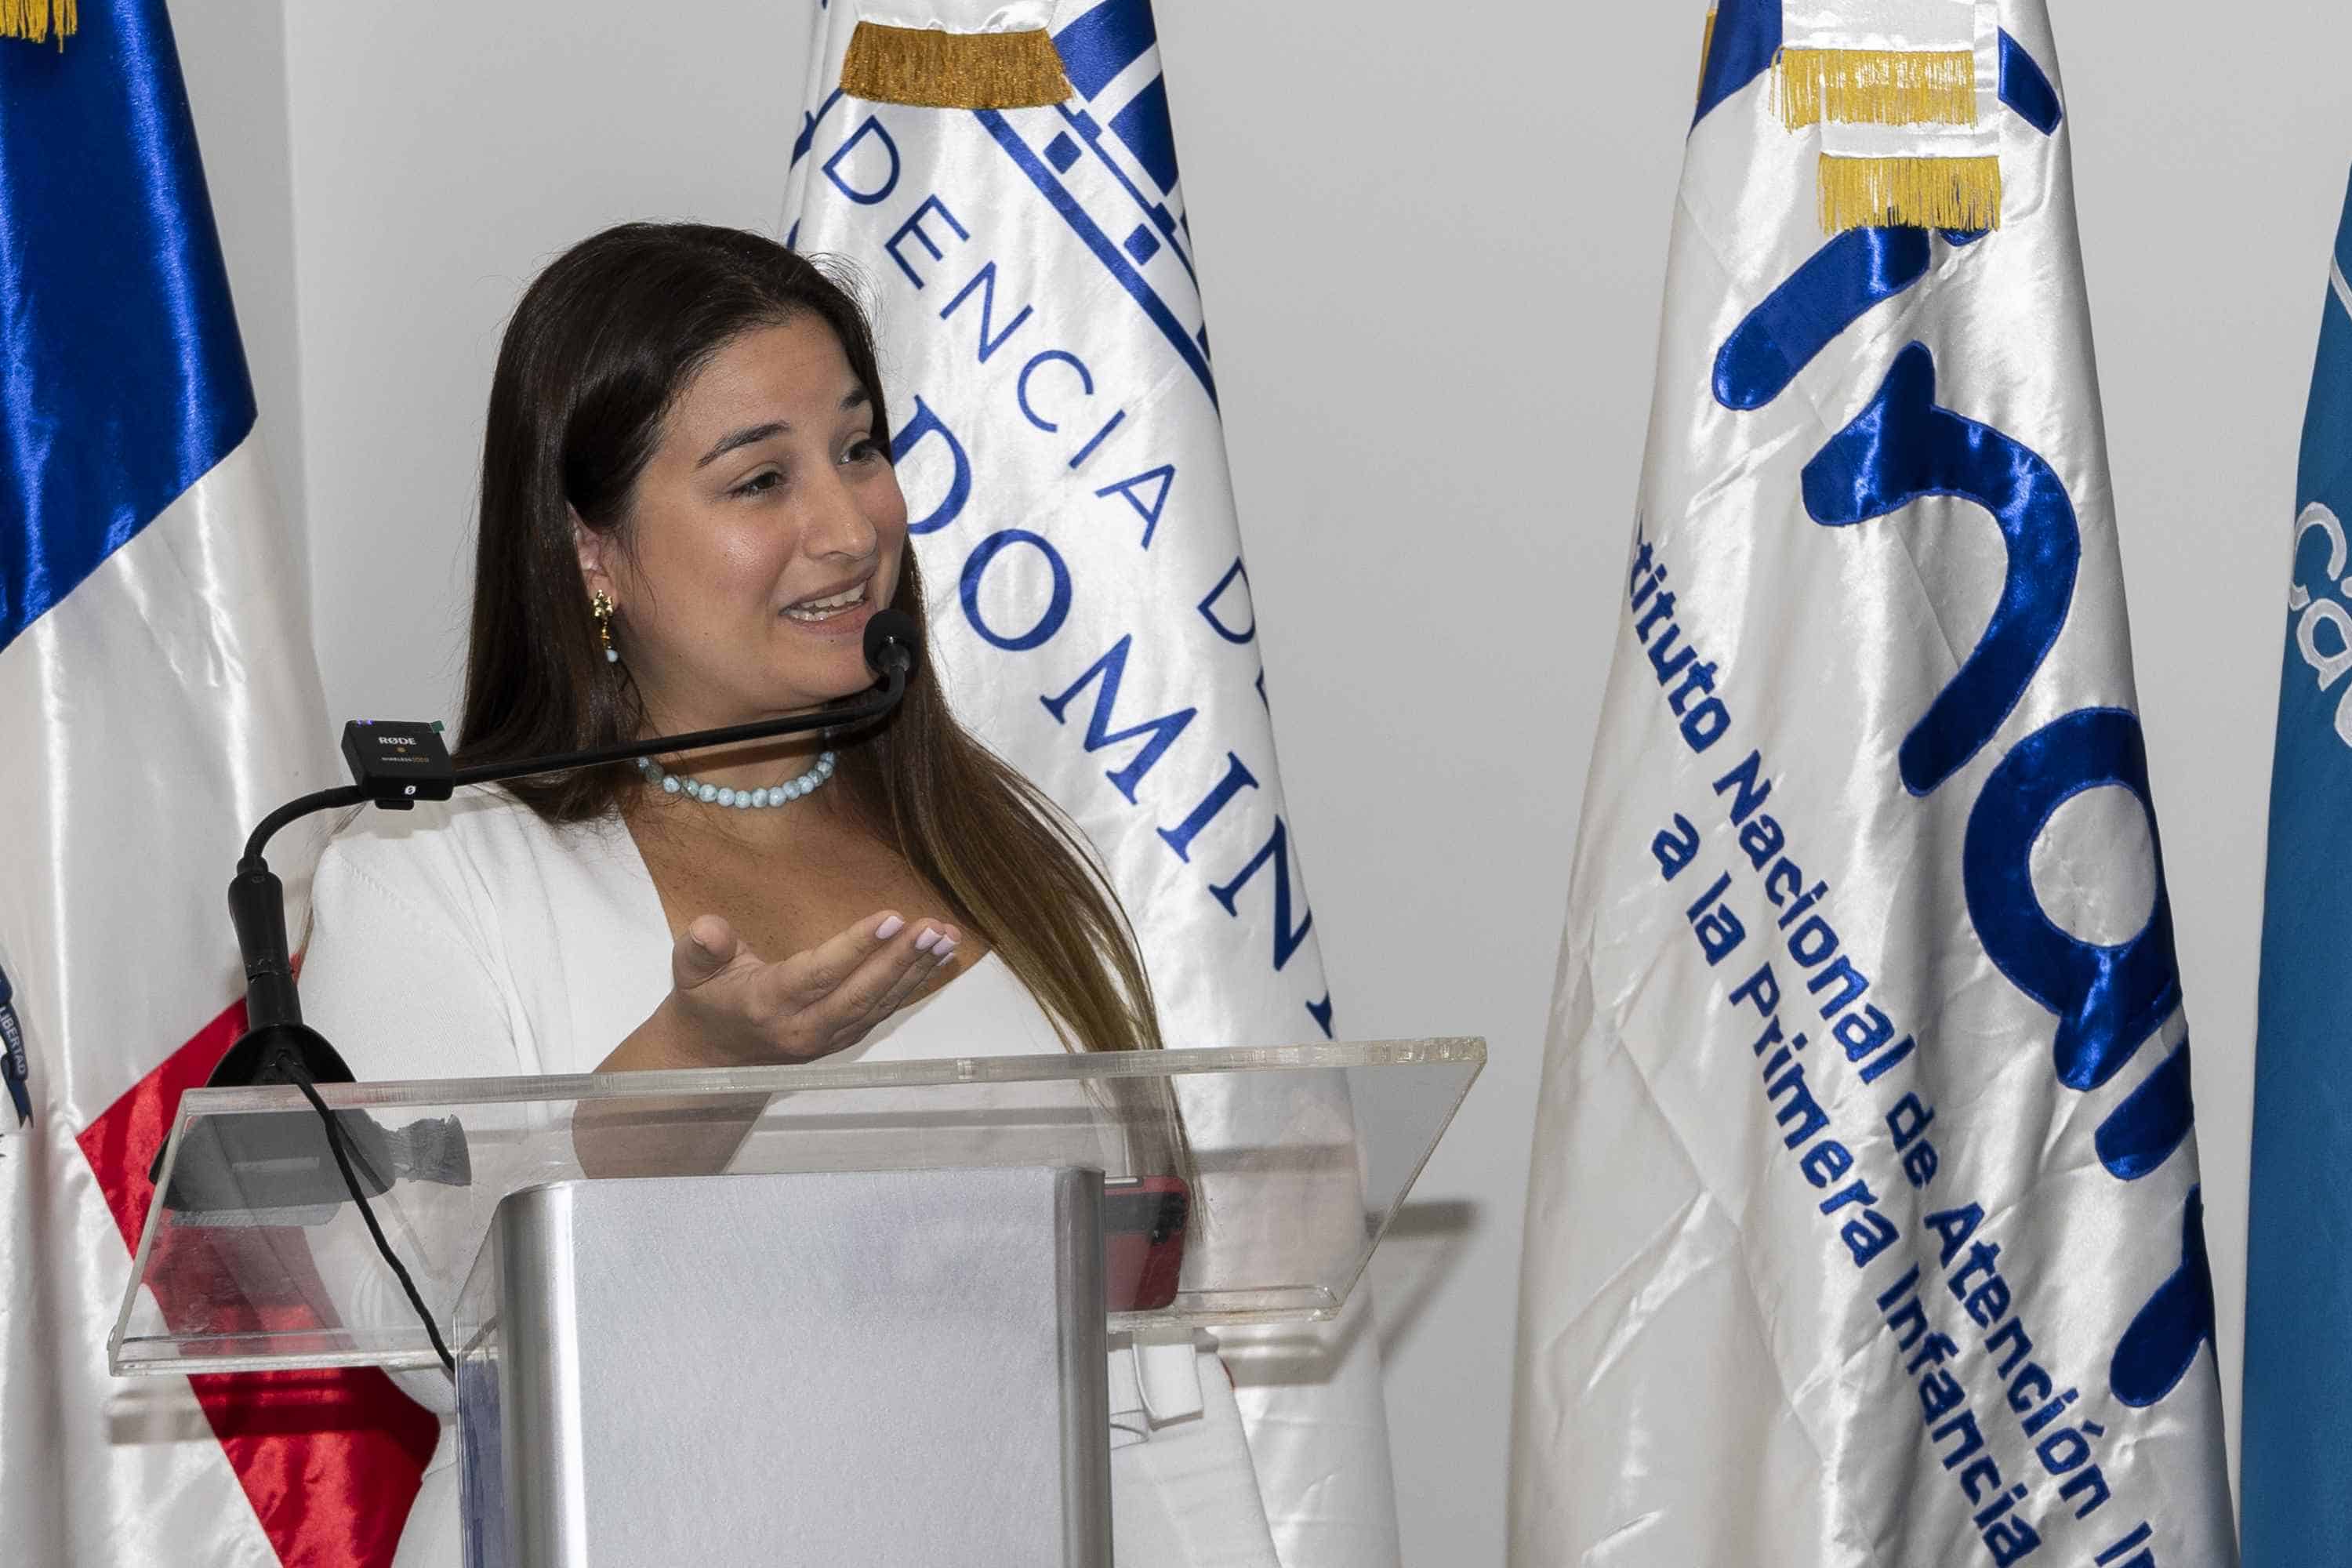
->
[636,750,837,809]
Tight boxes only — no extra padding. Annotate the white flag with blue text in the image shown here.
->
[781,3,1399,1564]
[1511,4,2236,1565]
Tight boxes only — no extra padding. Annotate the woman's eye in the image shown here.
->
[732,469,783,497]
[844,436,883,464]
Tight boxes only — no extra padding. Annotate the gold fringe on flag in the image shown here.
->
[1777,47,1976,129]
[840,20,1071,109]
[1817,153,2001,234]
[1697,11,1718,102]
[0,0,75,47]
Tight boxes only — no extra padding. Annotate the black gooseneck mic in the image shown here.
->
[154,608,922,1180]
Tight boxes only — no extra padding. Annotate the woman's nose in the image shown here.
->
[804,469,880,560]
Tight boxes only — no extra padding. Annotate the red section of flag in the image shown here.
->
[78,998,438,1567]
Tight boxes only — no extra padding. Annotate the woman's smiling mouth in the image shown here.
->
[782,580,869,623]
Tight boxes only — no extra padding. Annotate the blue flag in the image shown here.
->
[2242,167,2352,1566]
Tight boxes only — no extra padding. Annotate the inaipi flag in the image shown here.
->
[2240,169,2352,1567]
[0,3,434,1563]
[782,3,1399,1563]
[1511,4,2235,1564]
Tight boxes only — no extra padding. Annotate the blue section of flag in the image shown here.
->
[2242,165,2352,1567]
[1053,0,1156,101]
[974,109,1216,406]
[0,0,256,654]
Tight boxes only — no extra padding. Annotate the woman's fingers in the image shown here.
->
[755,910,911,1011]
[850,925,960,1030]
[753,915,960,1049]
[671,914,742,990]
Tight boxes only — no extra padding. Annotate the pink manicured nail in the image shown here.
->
[934,938,958,960]
[876,915,906,941]
[913,927,941,953]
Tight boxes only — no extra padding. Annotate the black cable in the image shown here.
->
[286,1066,458,1377]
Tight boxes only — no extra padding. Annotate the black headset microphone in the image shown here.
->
[154,608,921,1188]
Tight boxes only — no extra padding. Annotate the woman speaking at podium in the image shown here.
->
[298,223,1283,1566]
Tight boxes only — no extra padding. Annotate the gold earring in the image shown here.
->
[590,590,618,663]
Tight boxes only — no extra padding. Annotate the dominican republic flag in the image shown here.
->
[0,4,435,1564]
[783,3,1399,1563]
[2241,169,2352,1568]
[1510,5,2235,1565]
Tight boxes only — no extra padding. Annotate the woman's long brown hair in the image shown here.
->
[456,223,1165,1058]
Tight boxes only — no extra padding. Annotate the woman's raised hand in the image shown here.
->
[642,909,962,1069]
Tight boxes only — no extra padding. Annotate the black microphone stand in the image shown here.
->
[217,635,913,1095]
[149,615,920,1374]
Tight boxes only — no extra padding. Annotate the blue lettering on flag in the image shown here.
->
[0,964,29,1127]
[1095,465,1174,548]
[959,529,1073,651]
[2111,1187,2217,1408]
[885,194,971,288]
[1804,343,2082,797]
[0,0,256,652]
[941,261,1038,363]
[1158,753,1258,862]
[1715,229,1933,411]
[890,396,973,535]
[1208,816,1315,972]
[1961,706,2181,1097]
[822,116,901,206]
[2095,1041,2196,1182]
[1040,635,1198,803]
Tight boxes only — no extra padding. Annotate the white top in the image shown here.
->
[302,788,1279,1567]
[303,792,1081,1083]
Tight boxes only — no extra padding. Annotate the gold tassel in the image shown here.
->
[1697,11,1718,103]
[840,20,1071,110]
[1817,153,2001,234]
[1777,47,1976,129]
[0,0,76,47]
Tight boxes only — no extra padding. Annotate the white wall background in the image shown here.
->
[174,2,2352,1561]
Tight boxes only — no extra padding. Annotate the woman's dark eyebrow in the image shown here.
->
[694,393,871,469]
[696,422,788,469]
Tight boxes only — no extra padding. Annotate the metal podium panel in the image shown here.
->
[454,1167,1109,1568]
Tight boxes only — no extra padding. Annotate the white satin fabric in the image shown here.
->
[1510,5,2235,1566]
[0,436,340,1565]
[1783,0,1976,53]
[1799,0,2003,168]
[859,2,1055,33]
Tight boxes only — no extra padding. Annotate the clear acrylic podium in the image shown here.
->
[112,1038,1483,1566]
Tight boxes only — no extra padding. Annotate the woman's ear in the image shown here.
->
[572,509,614,604]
